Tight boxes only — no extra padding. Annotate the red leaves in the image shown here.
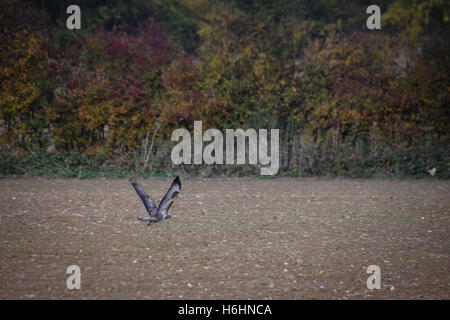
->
[106,38,130,58]
[70,59,80,67]
[66,80,78,91]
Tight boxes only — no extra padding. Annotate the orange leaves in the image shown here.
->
[0,0,447,177]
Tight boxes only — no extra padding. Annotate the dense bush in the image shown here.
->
[0,0,448,178]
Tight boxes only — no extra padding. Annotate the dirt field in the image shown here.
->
[0,177,448,299]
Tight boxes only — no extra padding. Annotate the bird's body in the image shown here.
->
[427,167,436,176]
[129,176,181,225]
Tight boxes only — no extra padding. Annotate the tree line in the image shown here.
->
[0,0,448,177]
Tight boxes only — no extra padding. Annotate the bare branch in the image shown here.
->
[143,122,161,170]
[143,128,150,158]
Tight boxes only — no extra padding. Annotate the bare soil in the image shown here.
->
[0,177,448,299]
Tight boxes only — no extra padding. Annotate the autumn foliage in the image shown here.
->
[0,0,448,177]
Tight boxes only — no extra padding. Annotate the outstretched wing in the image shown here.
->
[156,176,181,219]
[129,178,157,216]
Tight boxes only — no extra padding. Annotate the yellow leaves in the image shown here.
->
[0,26,46,122]
[345,55,352,67]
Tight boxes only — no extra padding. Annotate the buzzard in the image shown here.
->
[129,176,181,225]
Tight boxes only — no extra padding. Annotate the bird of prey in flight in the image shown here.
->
[129,176,181,225]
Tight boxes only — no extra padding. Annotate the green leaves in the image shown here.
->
[1,0,448,177]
